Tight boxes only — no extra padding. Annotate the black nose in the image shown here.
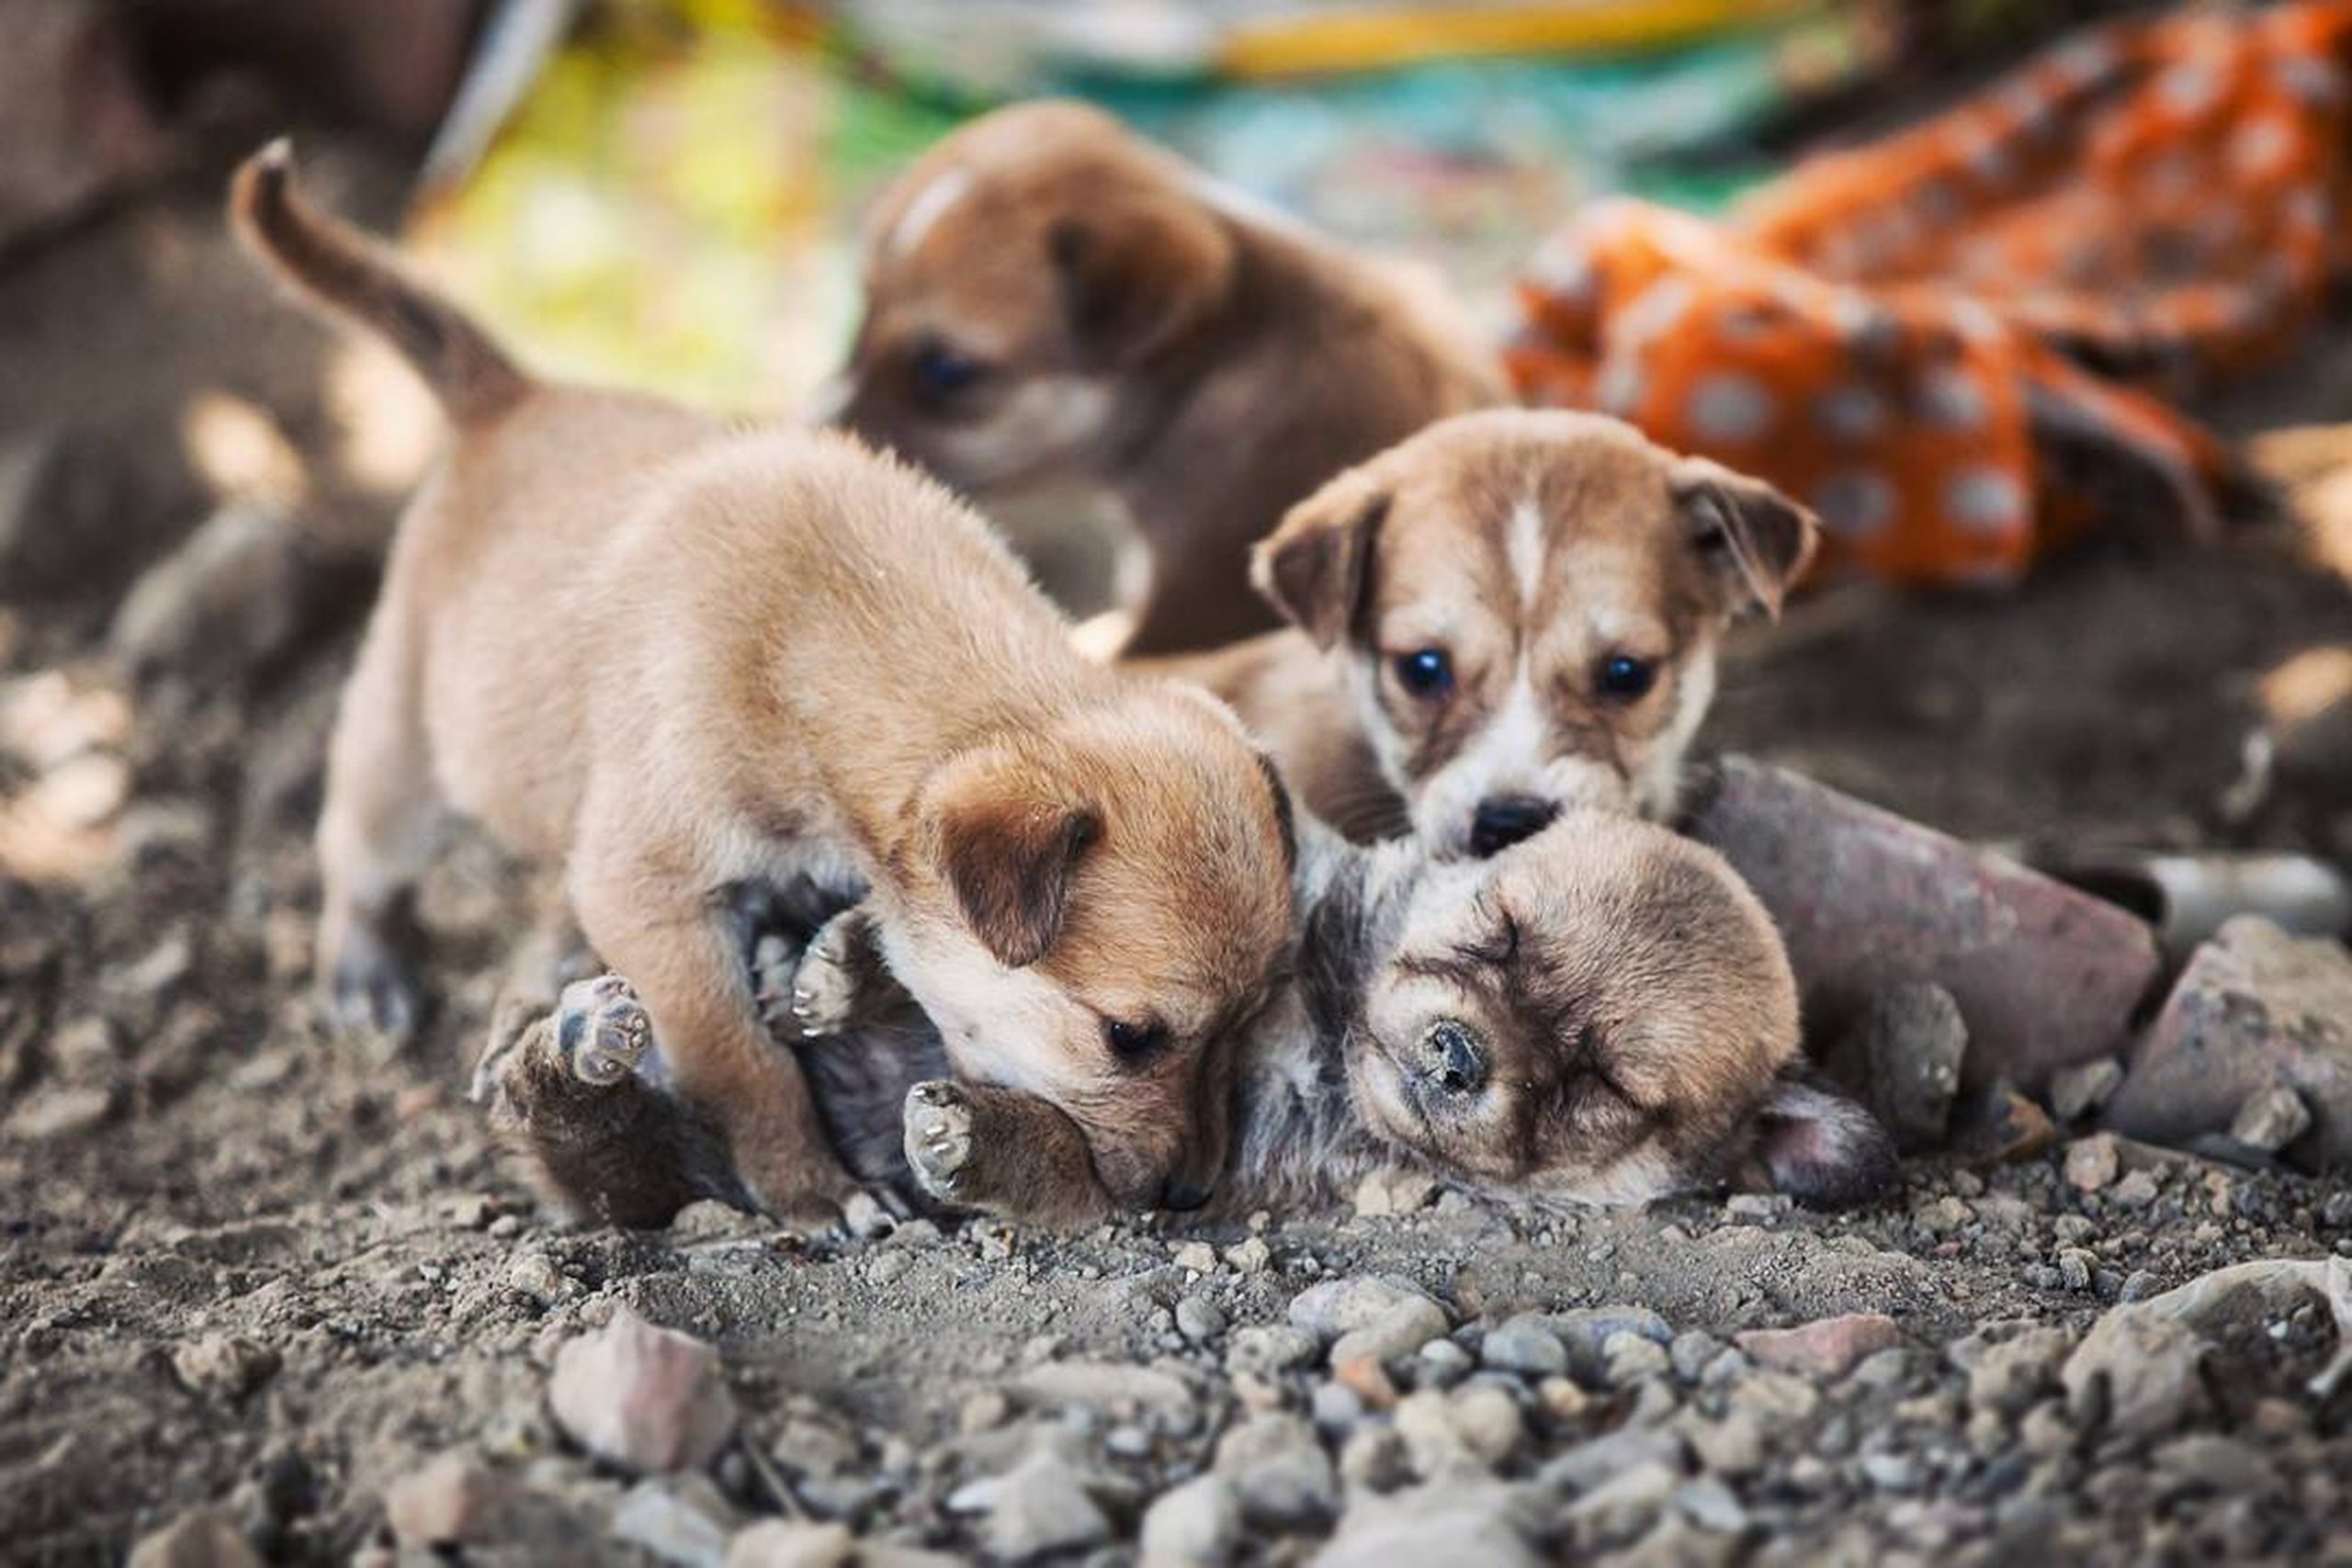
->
[1159,1174,1216,1213]
[1422,1021,1489,1096]
[1469,795,1559,856]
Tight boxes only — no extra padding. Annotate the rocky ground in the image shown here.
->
[5,119,2352,1568]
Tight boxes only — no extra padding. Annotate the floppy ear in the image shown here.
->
[1672,457,1819,620]
[1250,470,1388,651]
[1748,1077,1898,1209]
[930,772,1101,969]
[1048,196,1235,369]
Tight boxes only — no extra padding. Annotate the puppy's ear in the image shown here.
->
[933,780,1101,969]
[1048,197,1234,368]
[1672,457,1818,620]
[1251,470,1388,651]
[1747,1077,1898,1209]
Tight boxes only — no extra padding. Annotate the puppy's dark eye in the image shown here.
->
[1596,654,1657,702]
[910,341,987,402]
[1103,1018,1168,1061]
[1393,648,1453,699]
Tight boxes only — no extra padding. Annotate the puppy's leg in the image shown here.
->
[314,593,444,1042]
[571,838,859,1230]
[786,905,903,1038]
[471,975,742,1227]
[904,1080,1112,1230]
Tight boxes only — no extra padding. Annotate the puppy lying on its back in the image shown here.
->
[1148,411,1820,855]
[480,814,1896,1228]
[232,144,1297,1227]
[828,100,1505,656]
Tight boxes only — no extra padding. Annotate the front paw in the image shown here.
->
[903,1080,976,1201]
[321,920,423,1046]
[554,974,651,1085]
[786,918,865,1038]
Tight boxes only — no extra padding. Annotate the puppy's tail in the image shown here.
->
[230,139,527,425]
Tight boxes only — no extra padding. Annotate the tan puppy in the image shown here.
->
[826,100,1505,656]
[479,811,1896,1228]
[232,143,1296,1225]
[1150,410,1819,856]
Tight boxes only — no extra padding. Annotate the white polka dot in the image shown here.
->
[1920,368,1989,430]
[1814,385,1888,443]
[2052,33,2119,87]
[1813,470,1897,538]
[1685,374,1775,443]
[1535,245,1596,301]
[1950,300,2003,344]
[1945,468,2027,534]
[2274,53,2342,107]
[1830,292,1901,355]
[1622,277,1697,342]
[2232,115,2297,176]
[2158,62,2222,116]
[1597,359,1646,415]
[1964,132,2017,187]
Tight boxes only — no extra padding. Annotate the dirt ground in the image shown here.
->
[4,121,2351,1568]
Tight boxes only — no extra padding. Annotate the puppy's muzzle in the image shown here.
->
[1469,795,1559,857]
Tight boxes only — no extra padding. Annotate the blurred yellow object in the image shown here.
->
[1216,0,1821,77]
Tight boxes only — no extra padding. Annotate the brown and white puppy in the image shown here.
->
[826,100,1505,656]
[479,813,1895,1229]
[1151,410,1819,856]
[232,143,1295,1226]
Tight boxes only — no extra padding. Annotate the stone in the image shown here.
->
[1567,1461,1679,1537]
[1672,1476,1749,1535]
[2231,1083,2313,1153]
[1314,1480,1538,1568]
[610,1475,738,1568]
[2109,918,2352,1169]
[1418,1337,1475,1387]
[1446,1382,1524,1467]
[1331,1298,1450,1368]
[1957,1082,2058,1164]
[1290,1276,1449,1343]
[5,1083,112,1141]
[1227,1325,1318,1378]
[1724,1371,1820,1433]
[1481,1315,1569,1378]
[1172,1242,1219,1274]
[1139,1474,1241,1567]
[2064,1134,2120,1193]
[172,1334,279,1402]
[1733,1314,1905,1381]
[1351,1168,1439,1217]
[1175,1295,1226,1344]
[1537,1427,1685,1495]
[1603,1331,1674,1387]
[1684,758,2162,1086]
[1967,1328,2075,1419]
[1224,1237,1272,1274]
[126,1509,261,1568]
[1331,1353,1397,1410]
[1828,982,1968,1149]
[548,1310,738,1474]
[1682,1413,1768,1477]
[725,1520,856,1568]
[1213,1414,1336,1529]
[2062,1305,2208,1438]
[1545,1305,1673,1381]
[382,1450,513,1547]
[979,1451,1112,1559]
[2048,1058,2124,1122]
[1012,1360,1193,1421]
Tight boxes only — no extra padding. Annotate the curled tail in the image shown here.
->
[230,139,527,425]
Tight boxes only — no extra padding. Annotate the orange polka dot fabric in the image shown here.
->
[1506,3,2352,588]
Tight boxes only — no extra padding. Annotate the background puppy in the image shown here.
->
[1154,410,1819,855]
[233,144,1296,1227]
[826,99,1504,656]
[481,814,1894,1228]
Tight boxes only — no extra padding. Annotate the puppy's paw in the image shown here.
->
[322,924,423,1046]
[903,1080,976,1201]
[750,931,803,1040]
[787,915,867,1038]
[553,973,651,1085]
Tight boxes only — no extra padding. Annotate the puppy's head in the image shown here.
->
[826,101,1234,496]
[1254,410,1816,856]
[1350,813,1894,1208]
[887,681,1294,1211]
